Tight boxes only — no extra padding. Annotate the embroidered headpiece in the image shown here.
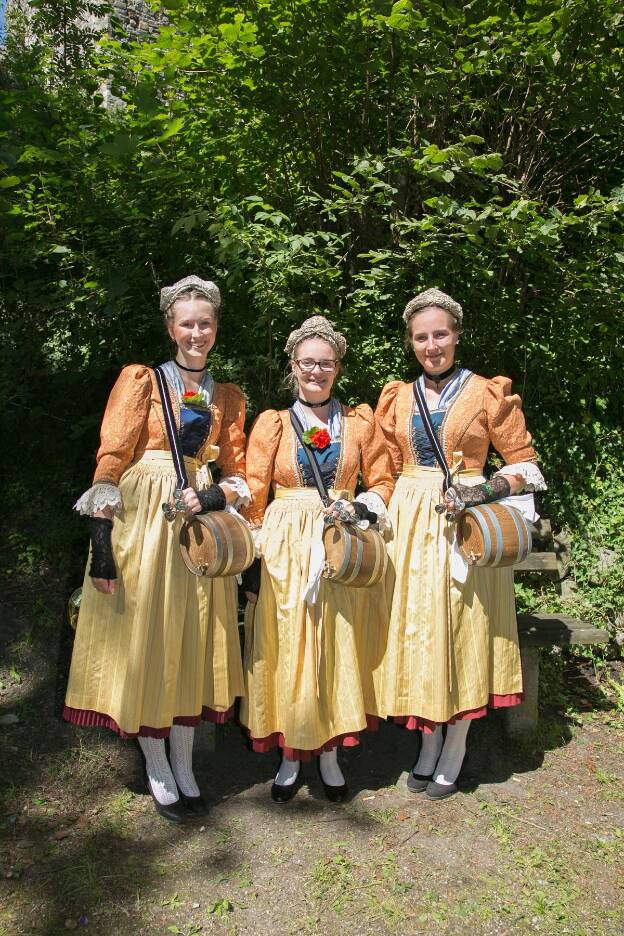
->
[402,287,463,326]
[284,315,347,359]
[160,275,221,315]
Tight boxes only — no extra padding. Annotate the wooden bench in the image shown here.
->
[504,519,609,737]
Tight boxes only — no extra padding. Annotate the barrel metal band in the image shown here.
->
[343,532,365,584]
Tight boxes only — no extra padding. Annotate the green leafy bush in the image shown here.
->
[0,0,622,652]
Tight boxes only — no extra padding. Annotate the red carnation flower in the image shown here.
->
[310,428,331,450]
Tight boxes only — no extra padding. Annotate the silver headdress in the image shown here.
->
[402,288,463,326]
[284,315,347,359]
[160,275,221,315]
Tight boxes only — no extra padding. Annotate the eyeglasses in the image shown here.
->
[294,358,338,372]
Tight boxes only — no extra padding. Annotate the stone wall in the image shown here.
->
[110,0,166,39]
[5,0,165,41]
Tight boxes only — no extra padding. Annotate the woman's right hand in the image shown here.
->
[242,558,261,604]
[92,578,117,595]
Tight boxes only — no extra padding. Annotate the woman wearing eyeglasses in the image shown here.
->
[240,316,394,803]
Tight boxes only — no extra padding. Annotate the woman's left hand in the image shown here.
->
[180,487,202,514]
[324,500,355,522]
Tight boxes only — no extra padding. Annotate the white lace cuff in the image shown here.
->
[220,475,251,508]
[496,461,547,493]
[355,491,391,535]
[74,482,123,516]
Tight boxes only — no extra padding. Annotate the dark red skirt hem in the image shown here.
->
[244,714,380,762]
[391,692,524,734]
[62,703,235,739]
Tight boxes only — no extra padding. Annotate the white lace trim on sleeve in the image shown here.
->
[74,483,123,516]
[220,475,251,508]
[496,461,547,492]
[355,491,391,535]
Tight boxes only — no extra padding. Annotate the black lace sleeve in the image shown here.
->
[88,517,117,579]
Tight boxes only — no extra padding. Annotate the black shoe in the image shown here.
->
[406,770,433,794]
[270,775,300,803]
[179,791,209,816]
[425,780,458,800]
[320,778,349,803]
[146,778,189,823]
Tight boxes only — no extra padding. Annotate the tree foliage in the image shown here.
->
[0,0,623,641]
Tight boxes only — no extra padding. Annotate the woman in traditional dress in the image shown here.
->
[64,275,249,822]
[241,316,394,803]
[376,288,546,800]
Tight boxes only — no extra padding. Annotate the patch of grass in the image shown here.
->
[207,897,234,918]
[161,893,184,909]
[586,830,623,865]
[595,768,619,784]
[268,844,293,865]
[46,739,113,789]
[309,854,354,914]
[53,840,107,906]
[364,807,396,824]
[100,790,136,834]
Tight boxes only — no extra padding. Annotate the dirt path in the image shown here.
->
[1,580,623,935]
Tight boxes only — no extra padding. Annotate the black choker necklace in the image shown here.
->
[298,396,332,408]
[423,365,456,388]
[175,359,205,373]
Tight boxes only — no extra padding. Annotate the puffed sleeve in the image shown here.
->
[240,410,283,527]
[374,381,404,477]
[356,405,395,505]
[215,383,247,479]
[485,377,538,465]
[93,365,152,486]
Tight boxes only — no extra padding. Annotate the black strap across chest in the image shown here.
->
[153,365,189,490]
[412,379,453,492]
[288,408,330,508]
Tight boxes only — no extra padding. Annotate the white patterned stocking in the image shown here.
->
[138,737,179,806]
[169,725,201,798]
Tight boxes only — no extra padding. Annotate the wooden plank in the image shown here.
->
[515,552,559,572]
[517,613,609,647]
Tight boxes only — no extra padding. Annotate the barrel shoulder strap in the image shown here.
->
[154,365,189,490]
[288,408,330,507]
[412,380,452,491]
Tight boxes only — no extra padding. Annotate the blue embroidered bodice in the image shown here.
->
[297,442,341,490]
[411,411,444,467]
[410,368,473,466]
[180,407,212,458]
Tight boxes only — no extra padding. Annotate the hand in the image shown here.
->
[92,578,117,595]
[245,591,258,604]
[324,500,356,522]
[180,487,202,515]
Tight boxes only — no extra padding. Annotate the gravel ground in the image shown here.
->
[1,578,622,936]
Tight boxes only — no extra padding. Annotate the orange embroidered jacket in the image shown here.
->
[242,404,394,527]
[375,375,537,476]
[92,364,246,486]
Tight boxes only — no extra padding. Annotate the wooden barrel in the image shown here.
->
[457,503,532,567]
[322,521,388,588]
[180,511,255,577]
